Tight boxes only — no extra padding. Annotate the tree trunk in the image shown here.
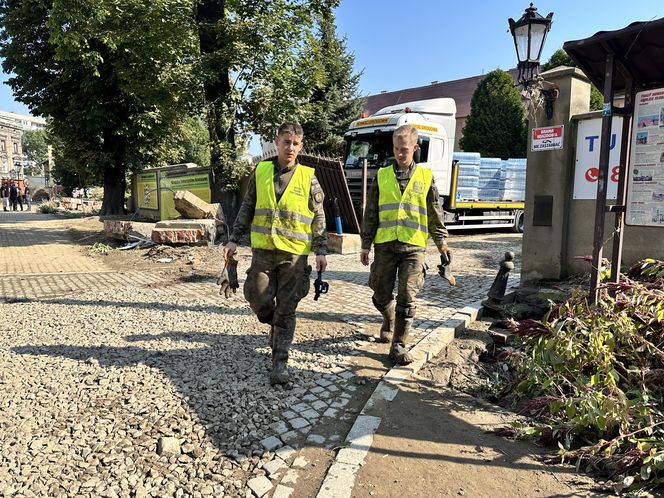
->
[214,176,240,227]
[100,165,126,216]
[196,0,235,171]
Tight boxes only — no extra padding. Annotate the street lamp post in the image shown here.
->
[509,3,554,88]
[509,4,556,119]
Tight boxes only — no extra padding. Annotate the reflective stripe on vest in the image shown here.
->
[251,161,315,255]
[374,164,432,247]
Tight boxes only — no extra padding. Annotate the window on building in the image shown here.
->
[13,142,18,154]
[1,141,5,152]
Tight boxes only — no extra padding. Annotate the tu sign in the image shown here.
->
[573,117,623,200]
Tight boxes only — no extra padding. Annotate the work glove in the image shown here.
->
[217,256,239,298]
[437,249,456,286]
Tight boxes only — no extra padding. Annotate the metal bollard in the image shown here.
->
[482,251,515,312]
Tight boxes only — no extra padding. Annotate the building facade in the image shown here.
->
[0,110,47,178]
[0,120,23,178]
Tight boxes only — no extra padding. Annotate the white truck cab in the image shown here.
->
[343,98,457,196]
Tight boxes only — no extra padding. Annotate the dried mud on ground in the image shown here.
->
[354,320,602,498]
[63,216,227,279]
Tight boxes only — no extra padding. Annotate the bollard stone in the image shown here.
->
[327,233,362,255]
[482,251,515,314]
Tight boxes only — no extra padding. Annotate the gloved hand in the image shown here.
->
[437,249,456,286]
[217,256,239,298]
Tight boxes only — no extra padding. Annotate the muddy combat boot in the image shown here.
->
[374,299,395,343]
[270,325,294,386]
[389,314,414,365]
[271,357,290,385]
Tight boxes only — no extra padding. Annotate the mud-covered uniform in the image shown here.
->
[229,159,327,381]
[361,161,448,360]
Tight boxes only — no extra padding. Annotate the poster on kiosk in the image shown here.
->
[626,88,664,227]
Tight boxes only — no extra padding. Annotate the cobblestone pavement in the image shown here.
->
[0,211,522,498]
[0,211,113,276]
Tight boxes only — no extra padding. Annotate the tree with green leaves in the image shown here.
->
[2,0,342,217]
[165,116,211,167]
[21,129,48,176]
[460,69,527,158]
[298,12,365,157]
[1,0,199,215]
[542,48,603,111]
[192,0,341,226]
[195,0,340,187]
[540,48,574,72]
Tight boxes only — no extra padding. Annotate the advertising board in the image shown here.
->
[573,118,623,200]
[626,88,664,227]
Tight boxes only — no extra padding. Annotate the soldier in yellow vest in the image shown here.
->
[360,124,449,365]
[223,122,328,386]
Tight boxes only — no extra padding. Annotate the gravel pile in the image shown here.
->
[0,286,364,497]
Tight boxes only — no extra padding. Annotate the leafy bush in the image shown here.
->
[38,202,58,214]
[500,259,664,494]
[88,242,113,255]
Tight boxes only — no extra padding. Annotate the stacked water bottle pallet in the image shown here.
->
[500,158,526,201]
[452,152,527,202]
[478,157,503,201]
[453,152,480,201]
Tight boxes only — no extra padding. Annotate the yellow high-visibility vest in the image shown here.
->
[251,161,315,255]
[375,164,432,247]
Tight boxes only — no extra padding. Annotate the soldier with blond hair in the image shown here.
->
[360,124,450,365]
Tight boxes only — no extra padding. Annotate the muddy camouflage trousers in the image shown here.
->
[369,248,426,324]
[243,249,312,362]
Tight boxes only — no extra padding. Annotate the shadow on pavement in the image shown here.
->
[298,310,377,323]
[35,296,251,316]
[10,321,370,459]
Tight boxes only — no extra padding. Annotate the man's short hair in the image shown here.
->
[393,124,418,144]
[277,122,304,138]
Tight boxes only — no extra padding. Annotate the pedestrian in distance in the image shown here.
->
[9,182,20,211]
[16,186,23,211]
[1,183,8,211]
[221,122,328,386]
[360,124,451,365]
[23,185,31,211]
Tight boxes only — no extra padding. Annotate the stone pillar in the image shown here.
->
[521,67,591,282]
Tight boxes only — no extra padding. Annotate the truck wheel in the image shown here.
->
[512,210,524,233]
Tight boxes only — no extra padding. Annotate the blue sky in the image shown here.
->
[335,0,664,96]
[1,1,663,116]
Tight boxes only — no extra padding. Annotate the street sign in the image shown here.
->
[531,125,564,151]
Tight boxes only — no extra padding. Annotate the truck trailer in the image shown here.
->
[342,98,525,232]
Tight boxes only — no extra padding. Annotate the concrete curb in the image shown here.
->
[315,301,484,498]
